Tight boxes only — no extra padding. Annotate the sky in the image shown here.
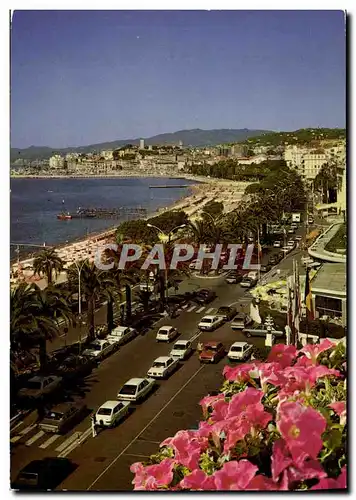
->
[10,10,346,148]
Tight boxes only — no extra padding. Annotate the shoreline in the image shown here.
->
[11,177,250,285]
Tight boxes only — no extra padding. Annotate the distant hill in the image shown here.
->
[10,128,272,161]
[242,128,346,147]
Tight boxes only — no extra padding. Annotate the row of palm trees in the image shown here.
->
[11,169,306,373]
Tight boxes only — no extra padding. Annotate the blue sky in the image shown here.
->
[10,10,346,148]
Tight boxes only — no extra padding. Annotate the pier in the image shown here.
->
[57,207,147,220]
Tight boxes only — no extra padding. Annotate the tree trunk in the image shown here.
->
[87,298,95,341]
[47,265,52,286]
[38,336,47,373]
[159,271,166,311]
[125,284,132,321]
[106,298,114,333]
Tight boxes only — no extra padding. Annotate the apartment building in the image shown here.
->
[302,151,328,181]
[284,145,309,170]
[49,155,66,169]
[237,154,267,165]
[100,150,114,160]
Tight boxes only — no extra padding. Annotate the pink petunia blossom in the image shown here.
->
[222,417,252,453]
[226,387,264,418]
[258,362,289,390]
[180,469,216,490]
[278,365,341,401]
[311,466,347,490]
[223,362,261,382]
[213,460,258,490]
[200,393,226,418]
[160,430,207,471]
[268,344,298,368]
[277,401,327,465]
[329,401,346,425]
[248,471,289,491]
[210,398,229,422]
[131,459,177,490]
[286,459,327,484]
[271,439,293,482]
[299,339,335,365]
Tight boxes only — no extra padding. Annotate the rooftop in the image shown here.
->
[311,262,346,295]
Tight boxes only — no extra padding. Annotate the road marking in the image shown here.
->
[39,433,61,449]
[11,423,37,442]
[196,306,205,313]
[206,307,215,314]
[55,432,82,453]
[11,420,26,433]
[189,331,202,343]
[87,364,205,490]
[187,305,196,312]
[25,430,45,446]
[58,428,92,458]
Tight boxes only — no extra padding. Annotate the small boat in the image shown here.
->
[57,213,72,220]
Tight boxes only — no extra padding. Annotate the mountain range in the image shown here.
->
[11,128,272,161]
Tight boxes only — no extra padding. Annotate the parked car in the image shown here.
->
[290,223,298,230]
[117,377,155,402]
[281,246,291,254]
[287,240,296,249]
[268,255,278,266]
[147,356,179,379]
[198,315,225,331]
[259,264,272,273]
[231,312,253,330]
[199,342,225,364]
[194,289,217,304]
[170,340,193,360]
[295,235,303,241]
[242,326,284,339]
[308,215,314,224]
[82,339,116,360]
[225,270,243,284]
[240,275,258,288]
[95,400,130,428]
[288,227,295,234]
[273,240,282,248]
[228,342,253,361]
[11,458,76,491]
[39,402,87,434]
[106,326,137,346]
[56,355,94,382]
[216,306,236,321]
[156,325,178,343]
[18,375,62,400]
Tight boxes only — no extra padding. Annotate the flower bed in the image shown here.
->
[130,340,346,490]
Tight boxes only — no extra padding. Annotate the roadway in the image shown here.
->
[11,218,323,490]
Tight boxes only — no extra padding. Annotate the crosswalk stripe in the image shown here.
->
[196,306,205,313]
[26,430,45,446]
[11,423,37,442]
[206,307,215,314]
[39,434,61,449]
[55,432,82,452]
[187,305,196,312]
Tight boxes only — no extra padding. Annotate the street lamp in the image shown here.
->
[72,259,87,353]
[146,223,187,300]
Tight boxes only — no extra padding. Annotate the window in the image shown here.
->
[97,408,112,416]
[315,295,342,318]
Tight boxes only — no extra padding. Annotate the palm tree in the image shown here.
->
[67,260,111,342]
[33,248,65,286]
[11,283,74,371]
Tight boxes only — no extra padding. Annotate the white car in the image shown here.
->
[281,246,291,254]
[106,326,137,346]
[170,340,193,360]
[198,315,225,331]
[117,377,156,402]
[156,326,178,342]
[295,235,302,241]
[95,400,130,428]
[287,240,296,249]
[228,342,253,361]
[82,339,116,360]
[147,356,179,379]
[273,240,282,248]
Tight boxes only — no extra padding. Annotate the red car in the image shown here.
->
[199,341,225,363]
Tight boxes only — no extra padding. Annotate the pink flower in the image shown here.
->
[180,469,216,490]
[299,339,335,364]
[268,344,298,368]
[311,466,347,490]
[277,401,327,465]
[131,459,176,490]
[222,417,252,453]
[213,460,258,490]
[160,430,206,470]
[278,365,341,400]
[199,393,225,417]
[248,471,289,491]
[329,401,346,425]
[271,439,293,482]
[210,399,229,422]
[227,387,264,417]
[286,459,327,484]
[223,362,260,382]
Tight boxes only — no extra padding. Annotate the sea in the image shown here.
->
[10,177,197,260]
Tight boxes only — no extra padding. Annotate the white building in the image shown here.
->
[100,150,114,160]
[284,145,308,170]
[238,154,267,165]
[49,155,65,169]
[302,152,328,181]
[139,139,145,149]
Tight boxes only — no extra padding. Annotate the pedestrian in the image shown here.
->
[197,341,203,354]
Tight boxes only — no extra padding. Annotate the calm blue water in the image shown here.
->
[10,177,196,259]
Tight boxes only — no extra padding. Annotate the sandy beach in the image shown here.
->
[10,177,250,287]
